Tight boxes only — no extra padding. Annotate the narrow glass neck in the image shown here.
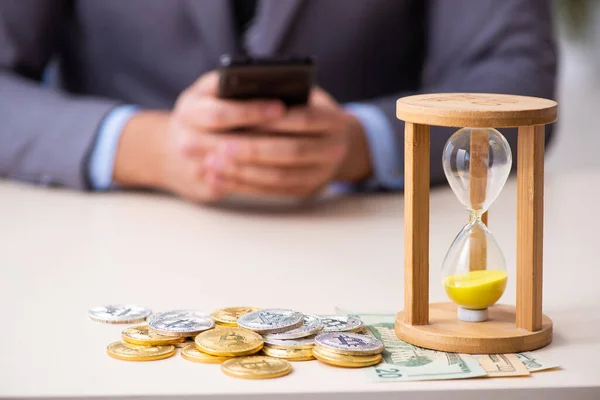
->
[468,210,486,223]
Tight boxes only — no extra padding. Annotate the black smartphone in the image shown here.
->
[217,54,315,107]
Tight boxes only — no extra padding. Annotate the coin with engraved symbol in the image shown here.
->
[263,314,323,340]
[211,307,260,326]
[89,304,152,324]
[262,345,315,361]
[221,356,292,379]
[318,315,363,333]
[237,309,303,334]
[122,325,186,346]
[315,332,384,355]
[148,310,215,337]
[106,341,175,361]
[262,335,315,349]
[195,327,264,356]
[147,310,211,323]
[181,343,231,364]
[312,346,382,368]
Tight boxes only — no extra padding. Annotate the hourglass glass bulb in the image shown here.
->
[442,221,508,320]
[441,127,512,322]
[442,128,512,214]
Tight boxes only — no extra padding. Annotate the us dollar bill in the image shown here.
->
[516,352,559,372]
[345,313,487,382]
[477,353,530,377]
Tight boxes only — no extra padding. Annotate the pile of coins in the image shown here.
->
[90,304,384,379]
[313,332,384,367]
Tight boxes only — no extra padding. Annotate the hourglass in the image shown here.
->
[441,127,511,323]
[394,93,557,354]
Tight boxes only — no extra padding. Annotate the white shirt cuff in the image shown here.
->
[87,105,139,190]
[345,103,404,190]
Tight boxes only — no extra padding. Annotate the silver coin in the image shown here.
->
[319,315,364,332]
[263,314,323,340]
[315,332,384,355]
[263,335,316,349]
[148,310,211,322]
[148,310,214,336]
[237,308,304,334]
[149,309,212,324]
[88,304,152,324]
[354,327,371,335]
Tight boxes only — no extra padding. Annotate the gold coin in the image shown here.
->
[314,344,383,359]
[312,346,382,368]
[195,327,263,356]
[122,325,186,346]
[262,342,314,352]
[262,345,315,361]
[106,341,175,362]
[174,338,196,348]
[181,343,230,364]
[263,335,315,350]
[221,356,292,379]
[211,307,260,326]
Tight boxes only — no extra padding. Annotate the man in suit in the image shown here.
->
[0,0,556,202]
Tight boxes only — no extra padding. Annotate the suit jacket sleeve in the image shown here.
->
[0,0,120,189]
[366,0,557,186]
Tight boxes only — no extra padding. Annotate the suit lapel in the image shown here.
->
[245,0,303,55]
[185,0,238,61]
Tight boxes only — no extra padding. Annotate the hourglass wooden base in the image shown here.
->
[395,93,558,355]
[395,302,553,354]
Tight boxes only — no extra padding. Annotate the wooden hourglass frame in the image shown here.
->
[395,93,557,354]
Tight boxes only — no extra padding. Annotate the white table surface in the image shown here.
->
[0,170,599,400]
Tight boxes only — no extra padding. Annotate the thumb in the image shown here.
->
[189,70,220,97]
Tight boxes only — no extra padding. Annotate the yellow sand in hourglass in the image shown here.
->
[444,270,507,310]
[441,127,512,322]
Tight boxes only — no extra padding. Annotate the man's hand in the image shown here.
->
[186,87,373,198]
[112,71,285,202]
[113,71,372,202]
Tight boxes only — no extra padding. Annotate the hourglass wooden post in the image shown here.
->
[395,93,557,354]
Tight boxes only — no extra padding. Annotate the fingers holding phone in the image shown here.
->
[175,71,285,132]
[200,91,371,198]
[163,56,372,201]
[113,70,285,203]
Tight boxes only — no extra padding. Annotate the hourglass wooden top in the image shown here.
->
[396,93,557,128]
